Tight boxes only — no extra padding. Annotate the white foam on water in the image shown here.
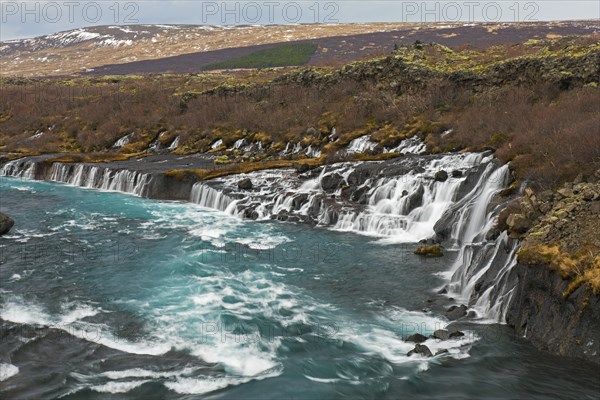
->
[0,296,171,356]
[0,363,19,381]
[304,376,342,384]
[164,369,281,395]
[90,380,150,393]
[100,367,197,379]
[329,306,479,373]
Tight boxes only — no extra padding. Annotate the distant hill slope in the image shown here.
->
[0,23,419,76]
[1,21,597,76]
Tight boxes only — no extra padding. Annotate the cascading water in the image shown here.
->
[190,183,237,213]
[1,149,520,323]
[385,136,427,155]
[0,159,37,179]
[333,153,489,242]
[346,135,378,153]
[1,159,152,197]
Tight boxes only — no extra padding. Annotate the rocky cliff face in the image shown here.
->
[506,261,600,363]
[504,172,600,363]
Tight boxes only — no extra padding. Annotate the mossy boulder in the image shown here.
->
[0,213,14,235]
[414,245,443,257]
[434,170,449,182]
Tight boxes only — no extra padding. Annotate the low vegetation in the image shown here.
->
[518,244,600,296]
[204,42,318,70]
[165,157,323,181]
[0,36,598,190]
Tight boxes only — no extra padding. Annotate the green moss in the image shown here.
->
[204,43,318,70]
[414,245,443,257]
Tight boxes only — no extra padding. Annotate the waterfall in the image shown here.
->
[112,132,134,148]
[168,137,181,151]
[0,159,37,179]
[347,135,377,153]
[233,138,246,149]
[46,163,151,196]
[332,153,489,242]
[2,152,521,322]
[190,183,237,213]
[1,159,152,197]
[211,139,223,150]
[385,136,427,155]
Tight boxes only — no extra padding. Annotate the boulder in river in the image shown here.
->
[237,178,253,190]
[405,333,428,343]
[432,329,450,340]
[449,330,465,339]
[445,304,468,320]
[0,213,14,235]
[407,344,433,357]
[435,170,449,182]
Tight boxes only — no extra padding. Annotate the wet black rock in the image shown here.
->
[435,170,449,182]
[291,193,309,210]
[506,261,600,364]
[452,170,463,177]
[449,330,465,339]
[405,333,428,343]
[445,304,468,320]
[292,162,310,173]
[432,329,450,340]
[237,178,253,190]
[405,185,425,213]
[351,185,370,204]
[407,344,433,357]
[321,173,343,192]
[0,213,14,235]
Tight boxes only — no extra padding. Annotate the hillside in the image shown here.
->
[1,35,598,190]
[1,20,597,76]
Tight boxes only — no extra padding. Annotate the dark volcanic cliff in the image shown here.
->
[504,175,600,363]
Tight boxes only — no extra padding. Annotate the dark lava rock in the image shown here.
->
[292,162,310,173]
[449,330,465,339]
[276,211,289,221]
[237,178,253,190]
[353,186,371,204]
[435,170,449,182]
[291,193,309,210]
[432,329,450,340]
[321,173,343,192]
[405,185,425,212]
[437,287,448,295]
[452,170,463,177]
[445,304,468,321]
[0,213,14,235]
[405,333,428,343]
[407,344,433,357]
